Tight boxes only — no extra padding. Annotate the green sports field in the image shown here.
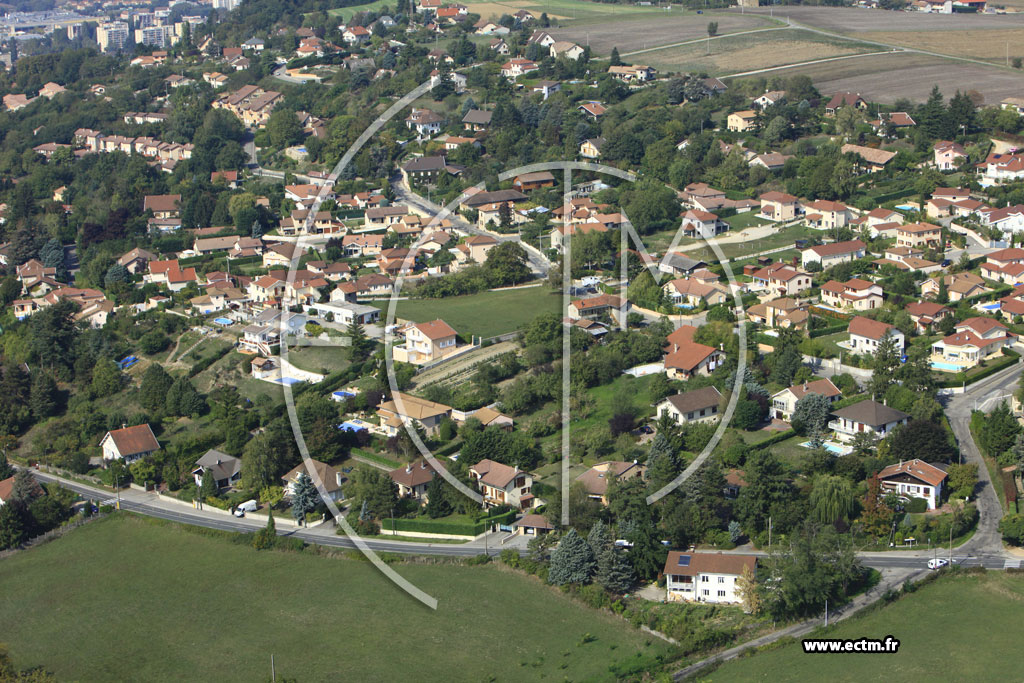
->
[0,515,668,681]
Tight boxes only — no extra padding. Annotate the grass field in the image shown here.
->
[395,286,560,338]
[860,29,1024,61]
[326,0,391,20]
[635,29,876,76]
[0,515,669,682]
[704,570,1024,682]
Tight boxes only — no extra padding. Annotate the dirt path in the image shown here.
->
[411,341,518,388]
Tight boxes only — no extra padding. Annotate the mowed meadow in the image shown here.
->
[0,515,669,682]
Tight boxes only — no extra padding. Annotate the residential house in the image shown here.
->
[759,191,799,222]
[663,278,728,308]
[746,297,809,330]
[921,272,988,302]
[568,294,629,323]
[931,317,1016,370]
[750,262,812,298]
[829,400,910,443]
[192,449,242,489]
[607,65,655,83]
[978,152,1024,184]
[365,205,410,228]
[456,235,499,263]
[469,459,535,509]
[825,91,867,116]
[980,247,1024,285]
[655,386,723,426]
[681,209,727,239]
[801,240,866,269]
[392,319,459,365]
[578,101,606,119]
[550,221,608,251]
[262,242,301,268]
[389,460,441,501]
[376,392,453,437]
[143,194,181,219]
[876,459,948,510]
[550,41,585,60]
[848,315,904,354]
[658,252,707,278]
[405,108,444,137]
[100,424,160,463]
[770,378,842,421]
[895,222,942,249]
[841,143,896,172]
[500,58,538,79]
[820,278,883,312]
[750,152,792,171]
[664,342,724,380]
[905,300,951,334]
[663,551,758,604]
[282,460,344,502]
[804,200,851,231]
[727,110,757,132]
[576,461,644,506]
[934,140,967,170]
[513,171,556,192]
[401,155,448,183]
[462,109,492,131]
[753,90,785,108]
[579,137,606,159]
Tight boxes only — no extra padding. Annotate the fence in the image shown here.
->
[381,510,516,538]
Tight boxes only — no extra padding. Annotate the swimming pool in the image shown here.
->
[274,376,304,385]
[895,204,916,211]
[931,360,963,371]
[800,440,852,456]
[980,303,1001,311]
[213,317,234,326]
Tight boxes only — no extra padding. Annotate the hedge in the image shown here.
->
[871,188,917,204]
[809,322,849,338]
[382,509,516,536]
[751,429,796,450]
[752,332,778,347]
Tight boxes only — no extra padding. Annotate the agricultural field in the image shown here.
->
[859,29,1024,61]
[778,51,1024,105]
[468,0,668,22]
[744,5,1024,33]
[704,570,1024,682]
[0,515,668,682]
[638,29,879,78]
[546,12,779,55]
[394,286,561,338]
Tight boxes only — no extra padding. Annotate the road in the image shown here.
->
[390,174,551,277]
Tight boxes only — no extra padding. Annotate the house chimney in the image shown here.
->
[804,382,808,392]
[421,461,427,469]
[406,465,412,474]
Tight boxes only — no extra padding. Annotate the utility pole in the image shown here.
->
[824,599,828,627]
[768,516,772,549]
[271,654,276,683]
[115,470,120,510]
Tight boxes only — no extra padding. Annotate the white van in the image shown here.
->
[234,500,258,517]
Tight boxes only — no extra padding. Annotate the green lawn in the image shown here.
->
[705,570,1024,682]
[0,515,669,682]
[284,344,350,375]
[395,287,561,338]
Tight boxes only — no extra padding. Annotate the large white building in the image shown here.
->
[97,22,130,53]
[663,551,757,605]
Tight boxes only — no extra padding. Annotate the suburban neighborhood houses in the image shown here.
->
[4,2,1024,680]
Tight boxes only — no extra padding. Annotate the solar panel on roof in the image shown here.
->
[677,555,691,566]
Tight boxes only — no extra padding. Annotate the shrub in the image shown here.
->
[906,497,928,513]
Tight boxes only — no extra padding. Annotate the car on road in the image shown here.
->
[927,558,949,570]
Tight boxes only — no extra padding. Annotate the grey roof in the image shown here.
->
[463,189,528,207]
[661,386,722,414]
[661,252,706,273]
[401,156,447,172]
[832,400,909,427]
[193,449,241,481]
[462,109,492,125]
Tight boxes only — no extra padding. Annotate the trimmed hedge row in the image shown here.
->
[751,429,796,450]
[382,509,516,536]
[809,323,849,338]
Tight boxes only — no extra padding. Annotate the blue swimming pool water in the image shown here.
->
[801,441,849,455]
[981,303,1001,311]
[895,204,916,211]
[213,317,234,326]
[275,377,303,385]
[931,361,962,371]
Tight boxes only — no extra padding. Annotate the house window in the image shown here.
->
[718,590,726,597]
[718,576,725,583]
[702,590,710,596]
[701,575,709,582]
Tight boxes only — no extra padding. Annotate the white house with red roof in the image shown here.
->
[905,300,951,334]
[680,209,727,239]
[664,342,724,380]
[803,200,850,231]
[758,191,799,221]
[981,247,1024,285]
[877,459,947,510]
[750,262,812,298]
[847,315,904,354]
[931,317,1016,370]
[469,459,535,509]
[820,278,883,312]
[663,551,757,604]
[979,152,1024,185]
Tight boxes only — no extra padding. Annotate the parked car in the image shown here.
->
[927,558,949,570]
[234,499,258,517]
